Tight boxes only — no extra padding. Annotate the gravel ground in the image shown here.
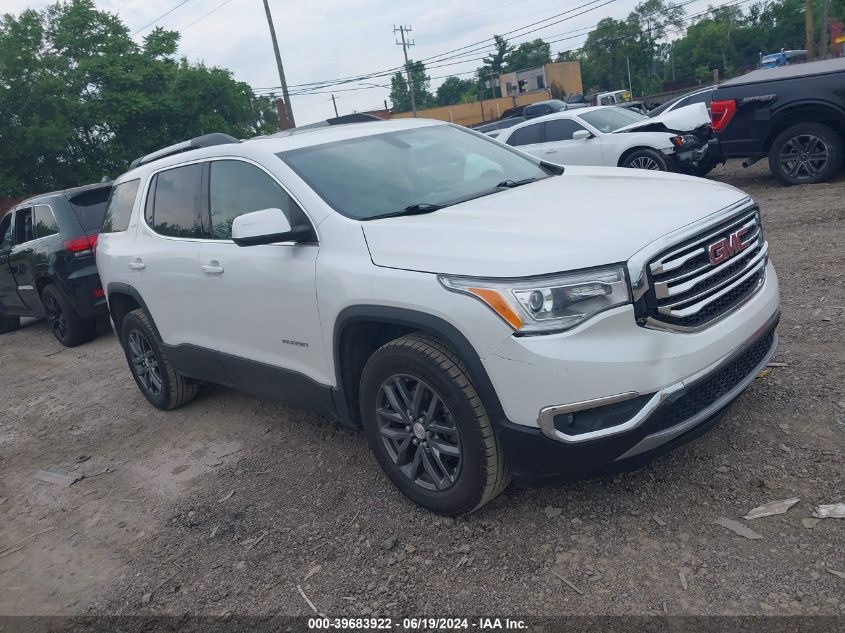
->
[0,161,843,620]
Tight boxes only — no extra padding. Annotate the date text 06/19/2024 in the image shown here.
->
[307,617,528,630]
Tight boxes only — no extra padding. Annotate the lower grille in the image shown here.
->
[649,327,775,433]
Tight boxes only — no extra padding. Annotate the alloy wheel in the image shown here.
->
[43,294,68,340]
[629,155,661,170]
[375,374,462,491]
[779,134,829,181]
[127,330,163,396]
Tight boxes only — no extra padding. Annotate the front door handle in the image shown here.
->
[129,259,145,270]
[543,149,557,154]
[201,263,224,275]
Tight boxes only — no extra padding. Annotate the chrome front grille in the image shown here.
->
[642,207,767,330]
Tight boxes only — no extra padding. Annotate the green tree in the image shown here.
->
[505,38,552,71]
[0,0,280,198]
[435,76,477,106]
[389,60,434,112]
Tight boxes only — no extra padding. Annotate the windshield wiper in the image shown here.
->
[495,177,538,188]
[366,203,445,220]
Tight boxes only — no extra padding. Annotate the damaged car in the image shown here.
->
[495,104,716,176]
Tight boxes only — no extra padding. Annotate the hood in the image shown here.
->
[615,103,711,134]
[363,167,748,277]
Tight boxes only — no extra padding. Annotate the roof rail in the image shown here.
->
[129,133,241,170]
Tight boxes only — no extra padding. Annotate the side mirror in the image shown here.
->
[231,208,310,247]
[572,130,593,141]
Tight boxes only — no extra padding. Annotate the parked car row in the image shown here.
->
[2,116,782,515]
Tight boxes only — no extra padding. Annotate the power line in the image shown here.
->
[256,0,753,99]
[180,0,234,31]
[131,0,192,35]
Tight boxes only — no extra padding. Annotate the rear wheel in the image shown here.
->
[359,333,510,515]
[621,148,669,171]
[0,315,20,334]
[41,284,96,347]
[121,309,198,410]
[768,123,843,185]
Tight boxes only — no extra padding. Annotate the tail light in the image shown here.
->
[92,288,105,298]
[710,99,737,132]
[63,233,98,257]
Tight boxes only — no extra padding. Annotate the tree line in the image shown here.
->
[390,0,842,111]
[0,0,281,198]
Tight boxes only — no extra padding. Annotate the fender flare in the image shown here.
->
[332,305,505,423]
[106,282,162,339]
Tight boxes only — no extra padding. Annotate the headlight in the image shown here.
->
[439,266,631,334]
[670,134,700,149]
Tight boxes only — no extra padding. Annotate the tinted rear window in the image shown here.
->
[68,186,111,232]
[146,164,204,238]
[102,180,140,233]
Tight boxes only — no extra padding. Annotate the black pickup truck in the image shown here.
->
[709,57,845,185]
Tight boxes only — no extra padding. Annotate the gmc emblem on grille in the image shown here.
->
[708,227,750,266]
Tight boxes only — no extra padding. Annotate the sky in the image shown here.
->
[4,0,688,125]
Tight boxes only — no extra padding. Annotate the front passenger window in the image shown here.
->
[208,160,309,240]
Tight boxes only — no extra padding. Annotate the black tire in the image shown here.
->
[120,308,198,410]
[359,333,510,515]
[621,148,669,171]
[41,284,96,347]
[768,123,843,185]
[0,315,21,334]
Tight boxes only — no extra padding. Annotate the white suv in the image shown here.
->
[96,120,780,515]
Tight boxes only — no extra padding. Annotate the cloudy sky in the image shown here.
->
[6,0,670,124]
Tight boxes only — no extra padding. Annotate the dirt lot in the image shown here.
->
[1,161,843,622]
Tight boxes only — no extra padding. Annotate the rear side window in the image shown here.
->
[146,164,203,238]
[208,160,308,240]
[69,187,111,232]
[33,205,59,238]
[0,215,12,251]
[507,123,544,147]
[102,180,140,233]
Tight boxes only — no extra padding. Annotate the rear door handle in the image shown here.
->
[129,259,145,270]
[543,149,557,154]
[201,264,224,275]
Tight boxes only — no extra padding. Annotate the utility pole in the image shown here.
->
[805,0,816,59]
[331,94,339,117]
[819,0,830,58]
[626,55,633,97]
[262,0,295,127]
[394,25,417,117]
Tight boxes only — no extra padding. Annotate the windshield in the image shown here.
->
[278,125,551,220]
[578,107,648,133]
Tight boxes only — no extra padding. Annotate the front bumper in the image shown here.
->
[495,311,778,483]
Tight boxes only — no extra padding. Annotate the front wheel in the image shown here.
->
[359,333,510,515]
[768,123,843,185]
[41,284,96,347]
[120,309,198,410]
[621,148,669,171]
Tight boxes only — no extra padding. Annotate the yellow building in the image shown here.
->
[498,61,582,99]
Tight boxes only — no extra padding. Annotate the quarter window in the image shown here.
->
[0,215,11,251]
[32,205,59,238]
[102,179,140,233]
[507,123,544,147]
[208,160,308,240]
[544,119,588,142]
[147,164,204,238]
